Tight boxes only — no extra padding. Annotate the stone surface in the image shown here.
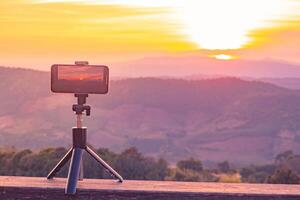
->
[1,176,300,199]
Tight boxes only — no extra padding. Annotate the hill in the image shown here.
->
[1,67,300,164]
[110,56,300,78]
[258,78,300,90]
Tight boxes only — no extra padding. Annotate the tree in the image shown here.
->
[176,158,203,172]
[83,147,117,179]
[217,161,230,173]
[171,168,201,182]
[240,164,276,183]
[114,147,168,180]
[266,168,300,184]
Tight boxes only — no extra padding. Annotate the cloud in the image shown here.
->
[0,0,193,68]
[0,0,299,69]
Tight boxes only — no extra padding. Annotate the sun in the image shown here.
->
[177,0,291,50]
[214,54,234,60]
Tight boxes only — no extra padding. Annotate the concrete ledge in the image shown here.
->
[1,176,300,199]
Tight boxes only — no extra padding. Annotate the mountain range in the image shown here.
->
[1,66,300,164]
[110,55,300,78]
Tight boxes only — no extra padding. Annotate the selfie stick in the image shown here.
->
[47,73,123,195]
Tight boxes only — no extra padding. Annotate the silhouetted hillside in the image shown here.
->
[1,66,300,164]
[259,78,300,90]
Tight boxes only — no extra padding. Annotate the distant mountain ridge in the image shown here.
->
[110,56,300,78]
[1,66,300,164]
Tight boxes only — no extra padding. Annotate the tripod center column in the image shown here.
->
[73,111,86,149]
[73,127,87,149]
[77,114,83,128]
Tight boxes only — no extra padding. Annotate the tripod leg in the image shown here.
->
[78,157,84,181]
[86,146,123,182]
[47,148,73,179]
[66,148,83,195]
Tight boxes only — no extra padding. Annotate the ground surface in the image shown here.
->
[0,176,300,199]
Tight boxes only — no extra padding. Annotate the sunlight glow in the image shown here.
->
[176,0,293,50]
[35,0,295,50]
[214,54,233,60]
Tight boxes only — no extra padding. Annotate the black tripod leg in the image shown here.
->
[66,147,83,195]
[86,146,123,182]
[47,148,73,179]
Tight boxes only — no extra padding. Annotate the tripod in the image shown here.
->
[47,94,123,195]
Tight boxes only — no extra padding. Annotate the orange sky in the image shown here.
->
[0,0,300,71]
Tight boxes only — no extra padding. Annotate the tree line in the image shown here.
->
[0,147,300,184]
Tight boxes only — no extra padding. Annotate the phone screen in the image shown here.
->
[58,66,104,81]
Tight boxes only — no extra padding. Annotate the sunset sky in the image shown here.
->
[1,0,300,73]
